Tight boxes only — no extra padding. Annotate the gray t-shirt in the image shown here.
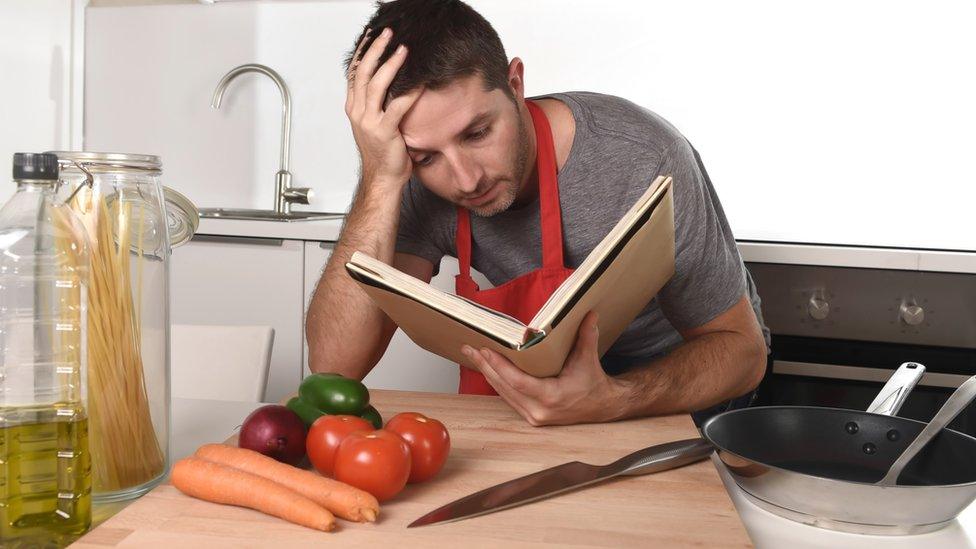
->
[396,91,770,363]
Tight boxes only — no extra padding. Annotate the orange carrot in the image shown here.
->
[171,457,336,532]
[195,443,380,523]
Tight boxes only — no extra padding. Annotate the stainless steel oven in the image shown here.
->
[744,251,976,435]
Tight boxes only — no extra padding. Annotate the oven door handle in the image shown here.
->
[772,360,970,389]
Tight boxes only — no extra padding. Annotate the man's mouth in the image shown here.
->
[465,182,498,207]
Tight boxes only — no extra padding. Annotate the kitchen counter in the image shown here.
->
[76,391,750,548]
[193,218,976,274]
[196,216,345,242]
[737,241,976,274]
[75,393,976,547]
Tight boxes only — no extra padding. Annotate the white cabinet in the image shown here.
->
[302,242,460,393]
[171,236,305,403]
[172,233,477,401]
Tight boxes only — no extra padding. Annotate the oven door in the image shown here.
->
[756,335,976,436]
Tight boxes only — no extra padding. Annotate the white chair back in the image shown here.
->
[171,324,274,402]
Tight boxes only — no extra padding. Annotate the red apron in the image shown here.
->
[455,100,575,395]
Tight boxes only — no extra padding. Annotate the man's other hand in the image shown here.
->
[461,312,627,426]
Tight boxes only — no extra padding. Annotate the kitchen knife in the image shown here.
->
[408,437,713,528]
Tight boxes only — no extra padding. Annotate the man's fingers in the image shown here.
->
[570,311,600,361]
[345,29,372,115]
[383,84,424,126]
[462,346,537,422]
[477,348,549,398]
[352,27,393,112]
[367,44,408,114]
[480,368,534,419]
[346,28,372,83]
[461,346,529,395]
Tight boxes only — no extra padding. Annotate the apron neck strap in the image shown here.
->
[527,100,565,270]
[456,205,473,279]
[455,99,566,277]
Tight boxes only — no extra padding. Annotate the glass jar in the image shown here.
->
[51,151,197,502]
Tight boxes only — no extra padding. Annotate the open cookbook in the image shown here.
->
[346,175,675,377]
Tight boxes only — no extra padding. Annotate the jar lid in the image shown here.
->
[49,150,199,249]
[163,186,199,248]
[48,151,162,171]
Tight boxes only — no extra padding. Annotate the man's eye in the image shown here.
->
[468,126,490,141]
[414,155,433,167]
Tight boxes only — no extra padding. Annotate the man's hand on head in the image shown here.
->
[461,312,629,426]
[345,27,423,192]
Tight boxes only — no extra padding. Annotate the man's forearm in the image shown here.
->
[305,181,403,377]
[611,331,767,419]
[311,25,424,379]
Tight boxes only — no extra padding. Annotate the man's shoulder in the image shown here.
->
[543,91,686,153]
[402,176,452,215]
[396,176,456,259]
[400,177,457,238]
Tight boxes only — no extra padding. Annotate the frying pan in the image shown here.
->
[701,362,976,535]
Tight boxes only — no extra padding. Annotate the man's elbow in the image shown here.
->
[742,332,768,393]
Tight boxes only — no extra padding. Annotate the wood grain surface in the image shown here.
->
[74,390,751,548]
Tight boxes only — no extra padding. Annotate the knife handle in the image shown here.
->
[612,438,714,477]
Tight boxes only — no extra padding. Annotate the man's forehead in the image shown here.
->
[401,77,500,149]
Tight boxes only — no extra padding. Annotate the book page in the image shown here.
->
[346,253,532,348]
[528,175,672,331]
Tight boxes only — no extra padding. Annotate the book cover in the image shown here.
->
[347,176,675,377]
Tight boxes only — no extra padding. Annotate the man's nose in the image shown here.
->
[449,153,483,194]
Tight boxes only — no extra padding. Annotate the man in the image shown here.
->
[307,0,770,426]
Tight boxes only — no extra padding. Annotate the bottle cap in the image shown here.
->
[13,153,60,181]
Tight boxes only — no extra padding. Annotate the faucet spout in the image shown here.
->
[212,63,297,213]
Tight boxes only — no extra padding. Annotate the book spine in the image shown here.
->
[520,328,547,350]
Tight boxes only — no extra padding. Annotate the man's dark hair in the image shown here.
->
[345,0,512,100]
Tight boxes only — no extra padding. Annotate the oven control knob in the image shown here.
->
[900,302,925,326]
[807,296,830,320]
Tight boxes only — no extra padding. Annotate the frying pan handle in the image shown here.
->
[866,362,926,416]
[877,375,976,486]
[613,438,714,477]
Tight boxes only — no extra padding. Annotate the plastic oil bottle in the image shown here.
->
[0,153,91,547]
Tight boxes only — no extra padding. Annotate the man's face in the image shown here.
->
[400,74,530,217]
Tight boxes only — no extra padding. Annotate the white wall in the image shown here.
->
[0,0,82,204]
[85,1,374,216]
[84,3,262,210]
[84,0,976,251]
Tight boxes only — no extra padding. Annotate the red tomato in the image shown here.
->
[334,429,411,502]
[306,415,373,476]
[384,412,451,483]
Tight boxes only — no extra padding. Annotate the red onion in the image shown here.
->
[239,405,307,465]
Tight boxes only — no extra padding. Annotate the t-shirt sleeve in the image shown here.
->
[395,178,445,273]
[654,138,747,332]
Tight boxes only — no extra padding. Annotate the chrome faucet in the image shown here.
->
[211,63,312,215]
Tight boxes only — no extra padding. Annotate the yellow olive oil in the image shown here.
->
[0,406,91,548]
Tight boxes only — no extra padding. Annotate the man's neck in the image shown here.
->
[511,96,576,209]
[533,96,576,172]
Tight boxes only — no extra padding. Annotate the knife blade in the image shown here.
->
[408,437,713,528]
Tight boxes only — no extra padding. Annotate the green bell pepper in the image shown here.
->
[287,373,373,427]
[286,396,325,426]
[359,405,383,429]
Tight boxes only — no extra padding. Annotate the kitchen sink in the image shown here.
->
[199,208,346,222]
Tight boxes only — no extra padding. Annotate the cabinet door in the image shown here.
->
[172,236,305,403]
[303,243,460,393]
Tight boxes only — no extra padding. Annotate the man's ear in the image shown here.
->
[507,57,525,101]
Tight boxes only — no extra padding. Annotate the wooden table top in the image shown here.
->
[75,390,751,548]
